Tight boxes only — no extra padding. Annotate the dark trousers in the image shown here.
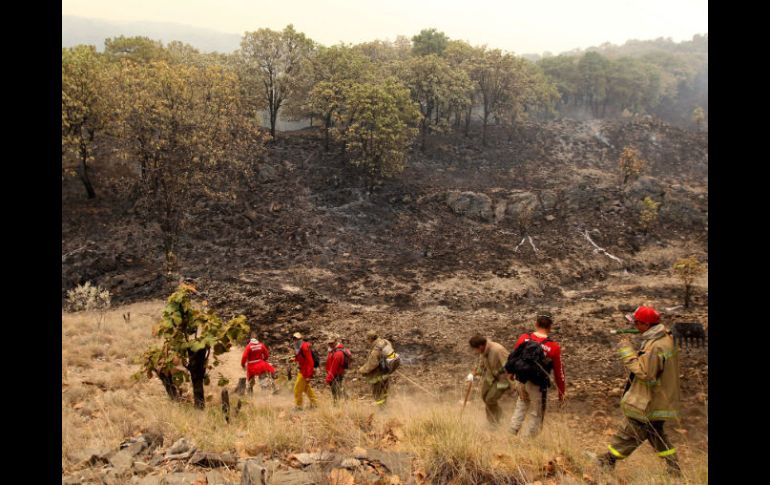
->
[372,377,390,406]
[604,418,680,472]
[330,376,345,402]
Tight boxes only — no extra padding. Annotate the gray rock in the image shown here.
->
[288,451,336,468]
[624,175,664,202]
[269,469,315,485]
[161,472,204,485]
[205,470,227,485]
[539,190,558,210]
[166,438,193,456]
[445,191,493,222]
[164,438,195,461]
[189,451,238,468]
[505,190,540,222]
[241,459,269,485]
[493,201,507,224]
[110,441,147,472]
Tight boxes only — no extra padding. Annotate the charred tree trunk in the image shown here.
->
[158,372,180,401]
[482,110,490,146]
[78,138,96,199]
[324,114,332,151]
[465,106,473,137]
[221,389,231,423]
[187,348,208,409]
[269,109,277,140]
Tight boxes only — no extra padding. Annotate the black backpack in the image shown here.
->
[504,334,553,387]
[336,347,352,369]
[310,345,320,369]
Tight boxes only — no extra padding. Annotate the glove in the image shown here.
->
[466,373,474,382]
[617,337,633,351]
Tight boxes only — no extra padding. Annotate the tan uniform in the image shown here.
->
[358,337,394,406]
[605,324,681,471]
[475,339,510,424]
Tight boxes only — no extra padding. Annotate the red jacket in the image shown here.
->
[325,344,347,384]
[295,341,315,379]
[514,332,566,398]
[241,340,275,379]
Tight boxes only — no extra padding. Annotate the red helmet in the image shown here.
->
[633,306,660,324]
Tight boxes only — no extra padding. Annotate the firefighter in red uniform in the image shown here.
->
[241,332,276,394]
[508,314,566,437]
[293,332,318,409]
[325,337,350,402]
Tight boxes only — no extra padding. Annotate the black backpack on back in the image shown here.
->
[504,334,553,387]
[310,345,320,369]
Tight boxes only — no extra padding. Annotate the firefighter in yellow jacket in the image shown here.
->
[468,334,510,425]
[598,306,681,476]
[358,330,396,406]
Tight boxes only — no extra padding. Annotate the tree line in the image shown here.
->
[62,27,706,274]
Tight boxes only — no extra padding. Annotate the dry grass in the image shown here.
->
[62,301,707,484]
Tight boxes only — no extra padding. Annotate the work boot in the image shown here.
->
[597,452,617,470]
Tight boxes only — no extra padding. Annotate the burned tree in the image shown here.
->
[672,256,705,308]
[138,284,249,409]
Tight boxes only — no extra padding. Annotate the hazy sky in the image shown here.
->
[62,0,708,54]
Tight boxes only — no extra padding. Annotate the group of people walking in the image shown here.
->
[240,329,399,409]
[240,305,682,476]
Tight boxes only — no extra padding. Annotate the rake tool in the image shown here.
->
[610,320,707,348]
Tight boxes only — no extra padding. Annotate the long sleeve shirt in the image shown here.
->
[514,332,566,398]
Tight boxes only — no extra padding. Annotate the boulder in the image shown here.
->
[241,459,269,485]
[164,438,195,461]
[505,191,540,222]
[623,176,664,203]
[445,191,493,222]
[110,441,148,473]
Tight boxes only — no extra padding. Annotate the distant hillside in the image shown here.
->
[62,15,242,53]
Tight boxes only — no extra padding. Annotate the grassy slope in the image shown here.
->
[62,304,707,484]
